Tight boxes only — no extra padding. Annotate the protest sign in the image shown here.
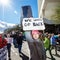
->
[22,18,45,30]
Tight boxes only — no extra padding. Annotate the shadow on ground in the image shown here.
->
[47,56,56,60]
[53,54,60,57]
[19,52,29,60]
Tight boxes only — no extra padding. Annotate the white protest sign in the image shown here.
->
[22,18,45,30]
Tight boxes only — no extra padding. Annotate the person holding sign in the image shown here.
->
[21,5,46,60]
[30,30,46,60]
[24,30,46,60]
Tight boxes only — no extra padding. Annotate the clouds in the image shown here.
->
[0,20,16,28]
[0,20,16,33]
[0,31,3,34]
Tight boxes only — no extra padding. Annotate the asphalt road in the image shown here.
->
[10,41,30,60]
[8,41,60,60]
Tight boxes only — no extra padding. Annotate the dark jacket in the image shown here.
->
[25,31,46,60]
[28,41,46,60]
[16,35,23,45]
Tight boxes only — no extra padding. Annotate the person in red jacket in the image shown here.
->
[0,34,7,49]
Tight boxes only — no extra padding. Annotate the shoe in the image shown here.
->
[51,57,55,60]
[19,53,22,55]
[19,53,23,57]
[55,53,58,56]
[9,57,11,60]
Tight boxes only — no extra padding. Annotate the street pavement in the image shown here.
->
[10,41,60,60]
[46,47,60,60]
[10,41,30,60]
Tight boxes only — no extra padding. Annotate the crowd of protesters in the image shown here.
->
[0,31,24,60]
[0,30,60,60]
[44,32,60,60]
[24,30,60,60]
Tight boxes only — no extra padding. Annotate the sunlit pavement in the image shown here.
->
[46,48,60,60]
[10,41,60,60]
[10,41,30,60]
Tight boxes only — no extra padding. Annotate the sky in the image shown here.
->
[0,0,38,24]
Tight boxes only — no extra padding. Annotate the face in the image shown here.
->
[7,34,10,37]
[51,33,54,37]
[32,33,39,40]
[58,34,60,37]
[48,34,51,39]
[19,33,22,36]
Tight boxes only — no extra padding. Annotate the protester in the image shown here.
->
[21,5,46,60]
[25,30,46,60]
[0,34,7,60]
[16,32,23,55]
[57,33,60,50]
[0,34,7,49]
[11,31,18,48]
[44,34,55,60]
[57,33,60,45]
[5,34,13,60]
[50,33,58,55]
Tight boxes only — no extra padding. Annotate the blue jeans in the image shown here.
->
[7,43,11,58]
[18,45,22,53]
[13,39,18,48]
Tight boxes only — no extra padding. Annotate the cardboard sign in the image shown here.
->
[22,18,45,30]
[0,46,7,60]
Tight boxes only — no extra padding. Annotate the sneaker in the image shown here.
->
[51,57,55,60]
[9,57,11,60]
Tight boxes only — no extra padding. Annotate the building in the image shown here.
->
[21,6,33,18]
[37,0,60,33]
[37,0,60,19]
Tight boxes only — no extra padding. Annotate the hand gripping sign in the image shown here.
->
[22,18,45,30]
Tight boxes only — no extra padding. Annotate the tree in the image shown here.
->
[4,24,22,33]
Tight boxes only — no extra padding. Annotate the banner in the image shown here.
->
[22,18,45,30]
[0,46,7,60]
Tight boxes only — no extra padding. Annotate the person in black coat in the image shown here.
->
[11,31,18,48]
[16,32,23,54]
